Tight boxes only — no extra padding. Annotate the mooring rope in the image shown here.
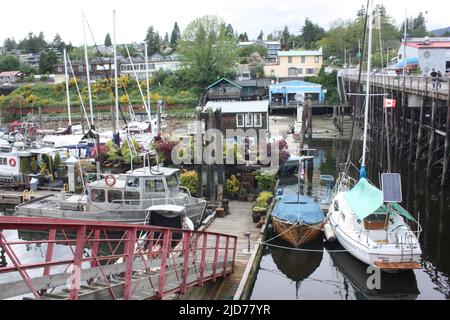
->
[256,241,350,253]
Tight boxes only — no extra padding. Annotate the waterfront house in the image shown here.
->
[264,48,323,79]
[204,100,270,146]
[396,37,450,76]
[0,71,25,84]
[205,78,270,103]
[269,80,326,109]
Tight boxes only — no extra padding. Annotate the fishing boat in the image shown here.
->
[15,165,208,229]
[325,0,422,272]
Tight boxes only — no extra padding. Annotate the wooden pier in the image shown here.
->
[171,201,267,300]
[340,73,450,186]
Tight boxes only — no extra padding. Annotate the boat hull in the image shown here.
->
[329,215,421,272]
[272,217,324,247]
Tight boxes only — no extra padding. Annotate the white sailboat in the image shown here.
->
[325,0,422,272]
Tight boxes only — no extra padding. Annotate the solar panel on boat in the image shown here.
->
[381,173,402,203]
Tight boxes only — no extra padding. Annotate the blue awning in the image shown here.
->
[395,57,419,68]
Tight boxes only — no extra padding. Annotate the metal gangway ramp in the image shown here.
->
[0,217,237,300]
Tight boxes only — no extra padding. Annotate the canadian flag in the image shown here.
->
[384,98,397,108]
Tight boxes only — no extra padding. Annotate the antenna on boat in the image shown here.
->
[145,43,152,122]
[63,48,72,128]
[82,12,95,130]
[113,9,120,145]
[359,0,374,180]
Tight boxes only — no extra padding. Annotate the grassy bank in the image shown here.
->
[0,77,200,121]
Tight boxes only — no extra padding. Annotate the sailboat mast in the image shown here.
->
[360,0,373,178]
[83,13,95,130]
[145,43,152,122]
[113,10,120,137]
[63,48,72,127]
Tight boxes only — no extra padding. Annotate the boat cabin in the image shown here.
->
[85,166,184,211]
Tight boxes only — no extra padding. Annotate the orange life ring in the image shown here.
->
[104,174,116,187]
[9,158,16,167]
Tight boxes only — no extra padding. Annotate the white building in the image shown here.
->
[397,37,450,75]
[120,53,180,80]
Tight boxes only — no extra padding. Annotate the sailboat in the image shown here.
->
[271,153,325,247]
[325,0,422,272]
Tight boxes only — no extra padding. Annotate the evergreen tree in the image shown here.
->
[39,49,58,74]
[3,38,17,52]
[226,24,234,37]
[257,30,264,40]
[170,22,181,48]
[52,34,66,53]
[301,18,325,49]
[104,33,112,47]
[281,26,290,50]
[145,26,161,56]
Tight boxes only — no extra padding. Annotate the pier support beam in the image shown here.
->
[441,79,450,186]
[415,97,426,169]
[426,98,437,177]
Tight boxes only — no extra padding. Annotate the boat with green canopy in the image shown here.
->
[325,0,422,272]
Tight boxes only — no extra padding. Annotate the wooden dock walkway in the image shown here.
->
[342,73,449,101]
[171,201,262,300]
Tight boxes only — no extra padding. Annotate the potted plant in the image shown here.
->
[257,191,274,206]
[225,175,241,199]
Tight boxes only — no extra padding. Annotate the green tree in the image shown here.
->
[226,24,234,38]
[177,15,239,88]
[170,22,181,48]
[301,18,325,49]
[104,33,112,47]
[257,30,264,40]
[145,26,161,56]
[281,26,290,50]
[39,50,58,74]
[238,33,249,42]
[0,55,21,72]
[120,44,138,58]
[3,38,17,52]
[238,44,267,58]
[18,32,47,54]
[52,34,66,53]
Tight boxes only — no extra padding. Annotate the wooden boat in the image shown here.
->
[271,194,325,247]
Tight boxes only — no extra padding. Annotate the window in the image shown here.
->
[236,114,244,127]
[301,56,306,64]
[145,180,155,192]
[306,68,315,75]
[126,177,140,188]
[288,68,298,76]
[91,189,105,203]
[154,179,165,192]
[108,190,123,204]
[79,65,84,73]
[254,114,263,127]
[166,175,179,190]
[124,191,140,206]
[288,56,293,64]
[334,201,340,212]
[315,56,320,63]
[0,158,7,165]
[245,114,253,127]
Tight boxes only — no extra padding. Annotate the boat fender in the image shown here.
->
[104,174,116,187]
[324,223,336,242]
[9,158,17,167]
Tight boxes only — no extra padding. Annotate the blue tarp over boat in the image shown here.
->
[272,194,325,225]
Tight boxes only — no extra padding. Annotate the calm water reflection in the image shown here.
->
[251,139,450,300]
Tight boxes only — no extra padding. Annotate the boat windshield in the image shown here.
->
[167,174,179,191]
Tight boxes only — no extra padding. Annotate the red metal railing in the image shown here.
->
[0,217,237,300]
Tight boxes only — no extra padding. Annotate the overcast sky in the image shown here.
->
[1,0,448,46]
